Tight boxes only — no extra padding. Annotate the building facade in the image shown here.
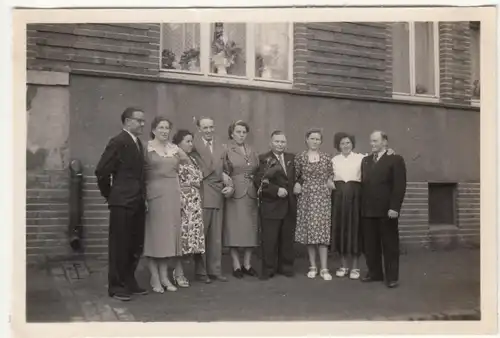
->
[26,22,480,263]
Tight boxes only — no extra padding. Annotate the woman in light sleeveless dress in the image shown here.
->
[144,116,184,293]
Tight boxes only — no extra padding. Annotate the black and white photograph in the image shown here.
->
[10,4,498,337]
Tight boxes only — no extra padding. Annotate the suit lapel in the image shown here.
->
[194,136,213,168]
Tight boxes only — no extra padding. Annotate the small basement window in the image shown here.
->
[428,182,458,226]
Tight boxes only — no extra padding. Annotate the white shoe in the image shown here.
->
[320,269,333,281]
[336,267,349,277]
[307,267,318,279]
[349,269,361,280]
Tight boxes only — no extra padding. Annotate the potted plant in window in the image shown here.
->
[179,48,200,71]
[211,34,242,75]
[415,84,428,95]
[161,49,176,69]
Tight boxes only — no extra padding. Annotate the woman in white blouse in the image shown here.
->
[331,132,394,280]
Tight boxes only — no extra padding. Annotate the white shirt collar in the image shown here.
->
[203,137,213,145]
[123,129,138,143]
[376,149,387,159]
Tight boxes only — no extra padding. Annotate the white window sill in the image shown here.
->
[470,99,480,107]
[392,94,440,104]
[159,70,293,90]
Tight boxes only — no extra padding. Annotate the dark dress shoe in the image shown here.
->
[209,274,228,282]
[259,273,274,281]
[109,292,131,301]
[195,275,213,284]
[129,286,148,295]
[278,270,295,277]
[242,266,258,277]
[232,269,244,279]
[361,274,383,283]
[386,281,399,288]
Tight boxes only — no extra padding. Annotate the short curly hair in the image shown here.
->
[334,132,355,151]
[305,128,323,142]
[172,129,193,145]
[228,120,250,139]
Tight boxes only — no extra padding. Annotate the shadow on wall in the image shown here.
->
[26,84,70,171]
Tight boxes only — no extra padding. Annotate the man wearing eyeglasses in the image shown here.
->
[95,107,148,301]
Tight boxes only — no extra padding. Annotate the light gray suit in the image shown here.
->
[192,135,226,277]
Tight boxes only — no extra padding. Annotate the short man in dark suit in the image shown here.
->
[361,131,407,288]
[95,107,148,301]
[254,130,297,280]
[191,117,233,283]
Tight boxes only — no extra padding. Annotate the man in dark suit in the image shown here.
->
[254,130,297,280]
[95,107,148,301]
[191,117,233,283]
[361,131,407,288]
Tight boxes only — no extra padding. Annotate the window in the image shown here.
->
[470,22,480,104]
[428,183,457,226]
[160,23,293,87]
[392,22,440,101]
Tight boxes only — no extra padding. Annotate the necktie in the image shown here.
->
[373,153,378,163]
[206,140,213,153]
[135,137,142,153]
[278,154,287,174]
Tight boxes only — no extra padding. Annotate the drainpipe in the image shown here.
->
[69,159,83,252]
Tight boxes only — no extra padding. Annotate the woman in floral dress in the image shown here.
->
[172,129,206,287]
[294,129,335,281]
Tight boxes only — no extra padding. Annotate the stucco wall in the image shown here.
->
[26,84,70,171]
[69,74,479,183]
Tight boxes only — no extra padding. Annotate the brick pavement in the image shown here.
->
[26,249,480,322]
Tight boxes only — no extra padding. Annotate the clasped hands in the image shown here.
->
[221,172,234,197]
[293,179,335,195]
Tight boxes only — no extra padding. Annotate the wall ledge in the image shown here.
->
[27,70,69,86]
[67,69,480,112]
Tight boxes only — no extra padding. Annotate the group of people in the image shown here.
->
[95,107,407,302]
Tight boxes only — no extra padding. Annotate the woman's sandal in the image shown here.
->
[307,266,318,279]
[349,269,361,280]
[320,269,333,281]
[160,279,178,292]
[336,267,349,278]
[150,278,165,294]
[174,274,190,288]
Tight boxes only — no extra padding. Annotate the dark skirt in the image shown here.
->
[332,181,362,256]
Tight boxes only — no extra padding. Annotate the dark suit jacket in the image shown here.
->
[254,151,296,220]
[95,130,146,208]
[361,152,407,218]
[192,135,226,209]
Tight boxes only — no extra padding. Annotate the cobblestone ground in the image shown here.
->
[26,249,480,322]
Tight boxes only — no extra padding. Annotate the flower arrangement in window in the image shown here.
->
[179,48,200,71]
[211,23,242,75]
[161,49,176,69]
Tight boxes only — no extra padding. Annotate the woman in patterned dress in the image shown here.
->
[171,129,206,288]
[293,129,335,281]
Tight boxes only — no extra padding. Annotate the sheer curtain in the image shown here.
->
[414,22,436,96]
[392,22,411,94]
[161,23,200,71]
[254,23,290,81]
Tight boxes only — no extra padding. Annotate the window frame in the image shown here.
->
[469,21,480,107]
[392,21,441,103]
[159,22,294,90]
